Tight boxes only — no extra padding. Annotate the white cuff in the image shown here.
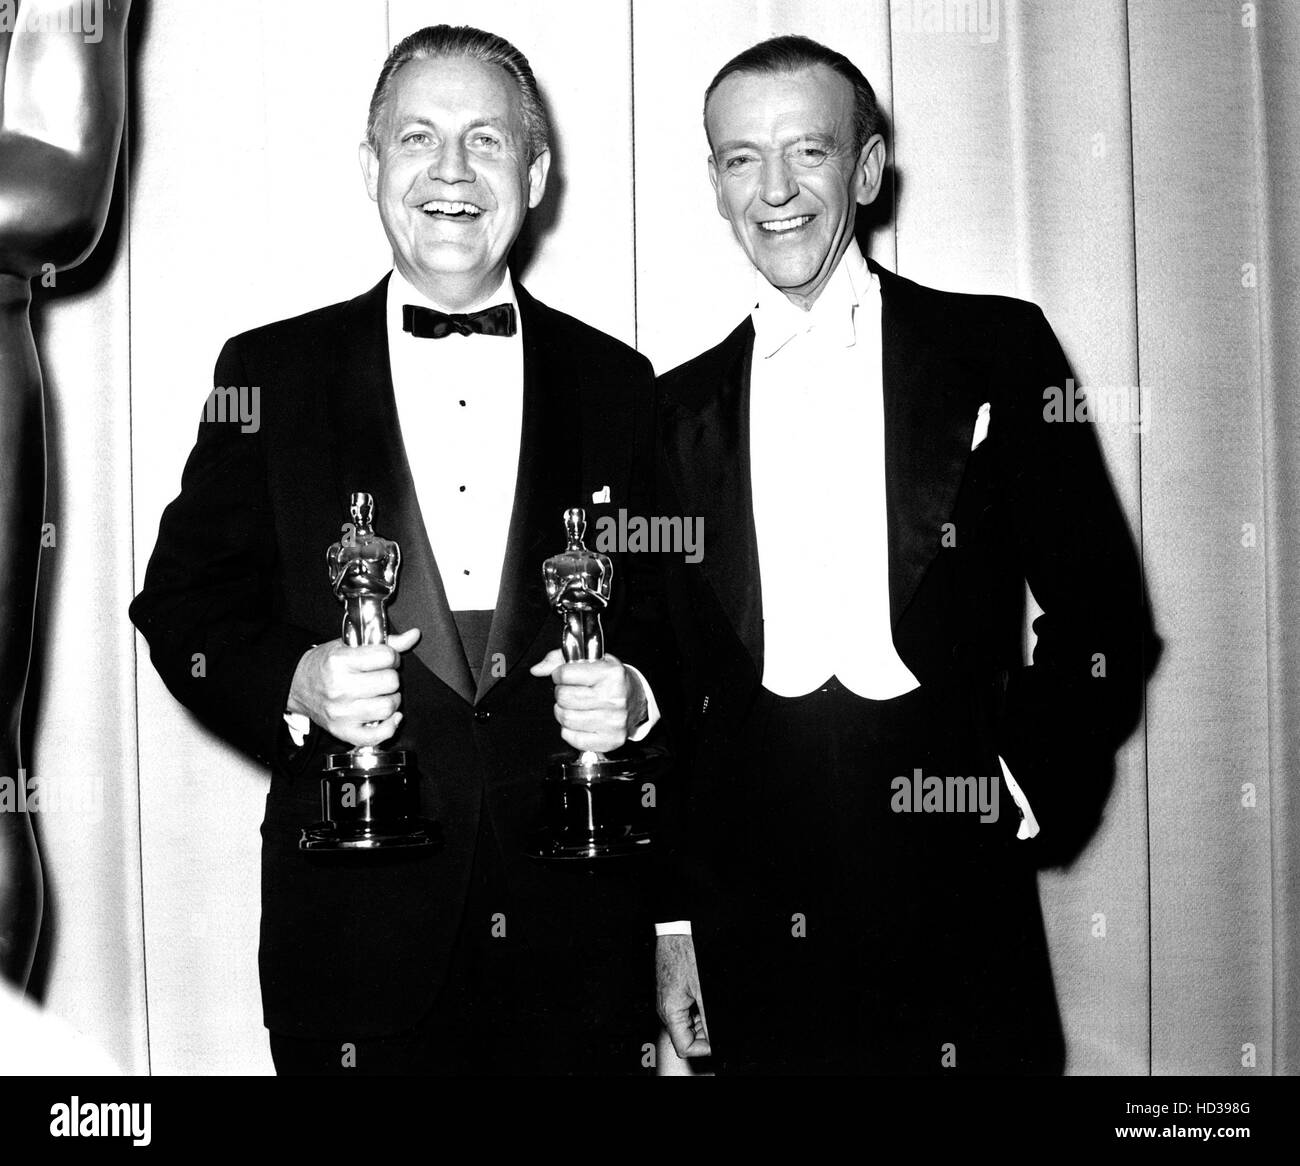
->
[997,754,1041,840]
[655,920,692,936]
[283,711,311,749]
[625,664,661,743]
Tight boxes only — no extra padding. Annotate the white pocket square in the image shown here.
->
[971,402,991,450]
[591,485,611,504]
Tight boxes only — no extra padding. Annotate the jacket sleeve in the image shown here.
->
[613,351,679,742]
[995,304,1158,862]
[129,336,324,774]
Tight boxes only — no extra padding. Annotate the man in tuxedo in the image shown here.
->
[131,24,666,1075]
[654,35,1153,1074]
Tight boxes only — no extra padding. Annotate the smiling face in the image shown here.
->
[706,64,884,310]
[359,54,550,309]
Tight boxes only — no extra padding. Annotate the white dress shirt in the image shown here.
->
[386,268,524,611]
[750,239,920,699]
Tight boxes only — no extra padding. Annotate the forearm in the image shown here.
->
[131,335,323,766]
[133,592,320,767]
[996,305,1154,837]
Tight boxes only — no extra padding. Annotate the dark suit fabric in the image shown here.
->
[130,275,668,1073]
[655,261,1153,1074]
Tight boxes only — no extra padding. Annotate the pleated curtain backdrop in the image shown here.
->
[19,0,1296,1075]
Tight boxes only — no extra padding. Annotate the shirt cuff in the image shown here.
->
[997,754,1041,841]
[284,711,311,749]
[655,920,692,936]
[624,664,661,743]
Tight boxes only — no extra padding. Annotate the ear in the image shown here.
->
[358,141,380,202]
[853,134,887,207]
[708,154,727,220]
[527,147,552,209]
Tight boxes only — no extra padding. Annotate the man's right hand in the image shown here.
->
[656,933,711,1058]
[286,627,421,748]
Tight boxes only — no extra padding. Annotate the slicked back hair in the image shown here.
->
[703,34,884,155]
[366,24,551,161]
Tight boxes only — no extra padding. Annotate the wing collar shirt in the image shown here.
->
[749,238,920,700]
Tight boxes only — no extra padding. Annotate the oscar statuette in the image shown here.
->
[529,508,663,861]
[300,493,438,851]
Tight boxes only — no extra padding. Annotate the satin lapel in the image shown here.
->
[476,286,579,703]
[875,263,976,629]
[662,320,764,676]
[326,274,476,704]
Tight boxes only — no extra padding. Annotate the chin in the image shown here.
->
[759,263,820,292]
[751,245,818,281]
[411,246,481,275]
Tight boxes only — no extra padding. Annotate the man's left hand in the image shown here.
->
[529,651,647,753]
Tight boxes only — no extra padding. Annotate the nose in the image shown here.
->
[430,137,473,184]
[759,153,798,206]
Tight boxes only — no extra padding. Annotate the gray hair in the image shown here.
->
[704,34,884,155]
[366,24,550,160]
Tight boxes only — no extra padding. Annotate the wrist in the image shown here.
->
[625,668,649,734]
[285,645,318,718]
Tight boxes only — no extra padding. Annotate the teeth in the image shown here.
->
[759,216,812,233]
[419,200,482,216]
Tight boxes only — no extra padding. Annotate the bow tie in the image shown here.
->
[402,302,517,339]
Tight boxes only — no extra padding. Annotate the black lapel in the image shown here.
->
[873,261,977,628]
[661,319,764,677]
[326,274,476,703]
[476,285,581,703]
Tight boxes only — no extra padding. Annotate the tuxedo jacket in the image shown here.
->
[654,262,1154,1067]
[130,275,667,1039]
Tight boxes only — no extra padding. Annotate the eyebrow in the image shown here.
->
[390,114,513,134]
[713,131,839,153]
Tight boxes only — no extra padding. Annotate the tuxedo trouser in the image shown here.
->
[697,677,1060,1076]
[270,792,655,1075]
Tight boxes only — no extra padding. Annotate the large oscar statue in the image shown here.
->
[0,1,132,988]
[529,508,661,861]
[300,493,437,852]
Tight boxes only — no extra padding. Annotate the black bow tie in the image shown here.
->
[402,302,517,339]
